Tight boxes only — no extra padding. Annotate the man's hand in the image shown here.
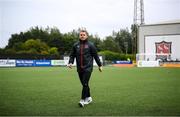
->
[99,66,102,72]
[67,63,72,69]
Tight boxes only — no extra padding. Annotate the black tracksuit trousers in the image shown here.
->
[78,71,92,99]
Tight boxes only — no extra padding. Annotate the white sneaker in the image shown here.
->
[79,99,85,107]
[84,97,92,105]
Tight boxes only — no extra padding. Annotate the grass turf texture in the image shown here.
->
[0,67,180,116]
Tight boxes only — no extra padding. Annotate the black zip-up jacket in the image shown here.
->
[68,39,102,72]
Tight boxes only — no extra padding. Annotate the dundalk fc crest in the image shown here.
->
[155,41,172,61]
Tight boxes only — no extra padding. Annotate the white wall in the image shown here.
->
[138,23,180,53]
[145,35,180,60]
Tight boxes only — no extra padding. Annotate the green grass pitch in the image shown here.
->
[0,66,180,116]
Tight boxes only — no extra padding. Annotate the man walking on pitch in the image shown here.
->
[67,29,102,107]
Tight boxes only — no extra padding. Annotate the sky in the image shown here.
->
[0,0,180,48]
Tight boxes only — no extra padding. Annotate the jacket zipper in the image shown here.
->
[80,43,84,69]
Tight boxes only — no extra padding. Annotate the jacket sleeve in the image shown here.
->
[68,45,76,64]
[90,43,102,67]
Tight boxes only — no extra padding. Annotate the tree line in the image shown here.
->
[0,25,138,60]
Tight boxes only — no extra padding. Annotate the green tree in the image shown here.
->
[12,42,25,51]
[131,24,138,54]
[62,31,79,55]
[5,48,16,54]
[88,34,102,51]
[114,29,132,54]
[49,47,59,56]
[0,48,4,54]
[24,39,49,54]
[101,36,121,53]
[6,34,21,49]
